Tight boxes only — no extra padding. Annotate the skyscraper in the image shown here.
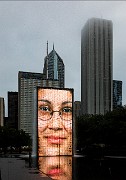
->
[8,91,18,129]
[18,43,65,137]
[81,18,113,115]
[0,97,5,126]
[113,80,122,109]
[74,101,81,118]
[43,43,65,88]
[18,71,59,137]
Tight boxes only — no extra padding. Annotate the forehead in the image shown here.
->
[38,89,72,102]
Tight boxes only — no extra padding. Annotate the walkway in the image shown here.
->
[0,158,51,180]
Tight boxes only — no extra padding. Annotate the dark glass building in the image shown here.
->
[0,97,5,126]
[43,44,65,88]
[8,92,18,129]
[113,80,122,109]
[74,101,81,118]
[81,18,113,115]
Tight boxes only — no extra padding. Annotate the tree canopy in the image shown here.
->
[0,126,31,153]
[75,106,126,154]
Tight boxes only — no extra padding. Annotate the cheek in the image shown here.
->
[38,118,48,132]
[63,122,72,132]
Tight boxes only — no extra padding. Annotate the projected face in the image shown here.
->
[38,88,73,156]
[39,156,72,180]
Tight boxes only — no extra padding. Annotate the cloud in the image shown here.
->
[0,1,126,115]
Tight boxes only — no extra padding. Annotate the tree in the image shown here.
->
[0,126,31,153]
[75,106,126,156]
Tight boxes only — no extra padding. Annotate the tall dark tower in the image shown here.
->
[43,43,65,88]
[8,91,18,129]
[81,18,113,115]
[113,80,122,109]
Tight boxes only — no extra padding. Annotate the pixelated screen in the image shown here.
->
[37,87,73,156]
[38,156,72,180]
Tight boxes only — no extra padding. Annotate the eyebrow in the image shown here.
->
[38,99,51,104]
[62,101,72,105]
[38,100,72,105]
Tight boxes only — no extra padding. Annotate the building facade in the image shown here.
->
[81,18,113,115]
[74,101,81,118]
[8,92,18,129]
[18,71,59,137]
[43,44,65,88]
[0,97,5,126]
[113,80,122,109]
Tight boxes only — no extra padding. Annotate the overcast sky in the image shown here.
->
[0,1,126,115]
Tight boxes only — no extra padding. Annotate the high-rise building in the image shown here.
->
[18,71,59,137]
[81,18,113,115]
[43,43,65,88]
[0,97,5,126]
[74,101,81,118]
[7,92,18,129]
[113,80,122,109]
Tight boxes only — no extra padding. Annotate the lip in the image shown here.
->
[45,135,66,144]
[47,168,64,176]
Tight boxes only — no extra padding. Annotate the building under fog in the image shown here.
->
[81,18,113,115]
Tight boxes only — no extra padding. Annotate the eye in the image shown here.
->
[39,106,51,112]
[62,107,72,113]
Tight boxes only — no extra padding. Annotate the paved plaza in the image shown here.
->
[0,157,51,180]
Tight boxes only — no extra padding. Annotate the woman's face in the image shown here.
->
[39,156,72,180]
[38,88,72,156]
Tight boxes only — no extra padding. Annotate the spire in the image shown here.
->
[47,41,48,56]
[53,43,54,50]
[46,41,49,79]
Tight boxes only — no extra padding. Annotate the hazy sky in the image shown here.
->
[0,1,126,114]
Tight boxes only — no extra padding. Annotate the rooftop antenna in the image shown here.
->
[53,43,54,50]
[46,41,49,79]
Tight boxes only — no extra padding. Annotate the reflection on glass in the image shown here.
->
[38,88,73,156]
[38,156,72,180]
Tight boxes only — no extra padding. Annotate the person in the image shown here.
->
[38,156,72,180]
[38,88,73,156]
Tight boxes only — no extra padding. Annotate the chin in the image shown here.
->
[45,148,68,156]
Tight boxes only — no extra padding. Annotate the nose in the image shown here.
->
[48,111,63,131]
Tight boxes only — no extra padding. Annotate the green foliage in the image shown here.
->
[76,106,126,150]
[0,126,31,152]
